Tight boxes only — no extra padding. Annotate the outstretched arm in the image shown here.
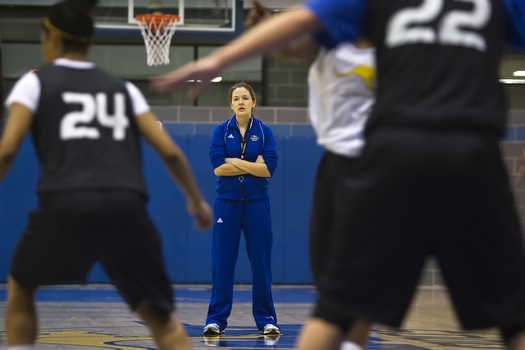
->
[153,6,322,97]
[245,0,319,62]
[153,0,367,96]
[1,72,39,181]
[136,112,212,229]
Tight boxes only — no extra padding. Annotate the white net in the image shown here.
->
[136,14,178,66]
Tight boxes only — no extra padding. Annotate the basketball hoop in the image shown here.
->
[136,13,179,66]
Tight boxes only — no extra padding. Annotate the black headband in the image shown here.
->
[44,1,95,41]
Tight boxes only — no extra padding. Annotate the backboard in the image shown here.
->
[95,0,242,43]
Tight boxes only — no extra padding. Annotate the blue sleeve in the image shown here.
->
[209,125,226,170]
[304,0,367,49]
[262,125,278,177]
[503,0,525,51]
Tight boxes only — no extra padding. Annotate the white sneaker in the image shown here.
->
[340,341,363,350]
[262,323,280,335]
[264,334,281,346]
[203,323,222,336]
[203,336,221,347]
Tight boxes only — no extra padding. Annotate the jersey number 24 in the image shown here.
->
[386,0,491,51]
[60,92,129,141]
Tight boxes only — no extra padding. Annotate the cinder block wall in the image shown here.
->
[265,58,311,107]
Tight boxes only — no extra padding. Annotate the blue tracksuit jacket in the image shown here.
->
[209,115,278,200]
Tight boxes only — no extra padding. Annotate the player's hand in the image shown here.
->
[245,0,271,29]
[256,155,265,163]
[187,199,213,229]
[517,150,525,184]
[152,56,222,98]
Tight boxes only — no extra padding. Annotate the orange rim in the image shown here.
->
[135,13,179,26]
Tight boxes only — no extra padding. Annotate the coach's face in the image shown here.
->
[231,87,256,119]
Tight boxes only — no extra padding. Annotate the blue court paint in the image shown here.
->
[187,324,300,349]
[185,324,430,349]
[0,286,316,304]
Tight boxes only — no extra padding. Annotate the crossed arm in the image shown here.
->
[213,154,271,178]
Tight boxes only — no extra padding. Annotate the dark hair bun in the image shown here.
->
[47,0,98,38]
[64,0,99,14]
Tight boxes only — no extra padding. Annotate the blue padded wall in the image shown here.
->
[0,123,323,284]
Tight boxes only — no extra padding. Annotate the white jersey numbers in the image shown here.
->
[386,0,491,51]
[387,0,442,46]
[60,92,129,141]
[96,93,129,141]
[61,93,98,140]
[440,0,491,50]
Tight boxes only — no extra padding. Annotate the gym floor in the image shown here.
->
[0,285,502,349]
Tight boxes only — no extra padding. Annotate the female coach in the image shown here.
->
[203,82,279,337]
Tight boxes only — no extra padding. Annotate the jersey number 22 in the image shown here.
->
[60,92,129,141]
[386,0,491,51]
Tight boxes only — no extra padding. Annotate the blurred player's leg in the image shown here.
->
[6,276,37,348]
[340,341,363,350]
[296,318,371,350]
[507,334,525,350]
[297,317,371,350]
[136,304,191,350]
[296,318,343,350]
[341,321,371,349]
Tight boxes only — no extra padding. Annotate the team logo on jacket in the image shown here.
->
[250,135,259,141]
[227,134,234,139]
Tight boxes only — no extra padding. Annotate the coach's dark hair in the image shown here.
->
[229,82,257,105]
[42,0,98,54]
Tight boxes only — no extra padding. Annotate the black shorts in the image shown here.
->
[309,151,360,284]
[10,190,174,316]
[313,127,525,330]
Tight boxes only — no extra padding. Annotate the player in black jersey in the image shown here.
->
[0,1,212,349]
[153,0,525,349]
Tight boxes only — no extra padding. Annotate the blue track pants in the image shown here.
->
[205,198,277,331]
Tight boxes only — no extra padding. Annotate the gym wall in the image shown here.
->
[1,107,525,285]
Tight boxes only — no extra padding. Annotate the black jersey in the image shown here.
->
[32,63,147,196]
[367,0,507,135]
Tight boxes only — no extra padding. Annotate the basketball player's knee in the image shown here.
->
[8,275,36,301]
[312,301,356,333]
[136,300,173,325]
[500,325,525,345]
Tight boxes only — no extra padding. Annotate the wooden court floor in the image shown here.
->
[0,285,503,349]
